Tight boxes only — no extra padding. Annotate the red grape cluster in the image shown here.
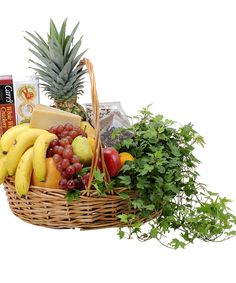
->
[47,123,87,190]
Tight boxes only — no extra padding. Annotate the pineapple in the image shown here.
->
[25,18,87,119]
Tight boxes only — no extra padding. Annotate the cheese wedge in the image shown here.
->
[29,104,82,130]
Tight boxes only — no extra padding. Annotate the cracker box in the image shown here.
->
[0,75,16,136]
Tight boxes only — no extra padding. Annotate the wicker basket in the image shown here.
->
[4,177,136,229]
[3,59,143,229]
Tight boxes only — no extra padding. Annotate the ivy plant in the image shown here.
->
[111,107,236,249]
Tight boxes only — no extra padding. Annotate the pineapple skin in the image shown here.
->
[53,95,87,120]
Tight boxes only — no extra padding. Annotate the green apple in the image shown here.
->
[72,136,93,165]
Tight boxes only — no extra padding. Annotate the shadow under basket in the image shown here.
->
[3,177,136,229]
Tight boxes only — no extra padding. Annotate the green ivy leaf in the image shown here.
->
[132,199,144,210]
[117,229,125,239]
[93,168,104,182]
[65,189,80,205]
[169,238,186,249]
[139,164,154,175]
[144,204,155,211]
[118,175,131,186]
[117,214,129,223]
[118,192,130,200]
[132,221,142,229]
[122,138,133,149]
[150,227,158,238]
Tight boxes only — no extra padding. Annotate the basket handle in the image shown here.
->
[80,58,111,193]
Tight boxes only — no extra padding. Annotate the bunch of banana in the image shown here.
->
[0,124,30,184]
[0,124,58,197]
[0,123,29,154]
[6,128,48,176]
[33,132,57,181]
[0,139,7,183]
[15,147,34,196]
[0,142,4,159]
[0,155,8,184]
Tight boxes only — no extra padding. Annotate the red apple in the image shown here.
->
[103,147,121,177]
[96,155,103,171]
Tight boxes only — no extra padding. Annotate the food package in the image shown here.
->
[14,76,40,124]
[0,75,16,136]
[84,101,130,126]
[84,101,132,147]
[100,111,134,147]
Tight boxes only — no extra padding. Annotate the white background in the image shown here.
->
[1,0,236,282]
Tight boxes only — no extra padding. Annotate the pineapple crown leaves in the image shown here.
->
[24,18,88,99]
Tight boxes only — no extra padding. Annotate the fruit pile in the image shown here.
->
[0,118,134,196]
[47,123,87,190]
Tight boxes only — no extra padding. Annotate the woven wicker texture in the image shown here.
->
[4,177,134,229]
[3,59,137,229]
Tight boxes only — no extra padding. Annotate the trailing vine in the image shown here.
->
[110,107,236,248]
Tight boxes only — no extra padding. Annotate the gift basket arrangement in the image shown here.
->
[0,19,236,249]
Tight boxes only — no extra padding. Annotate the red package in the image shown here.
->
[0,75,16,136]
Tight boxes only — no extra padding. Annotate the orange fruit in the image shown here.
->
[119,152,134,167]
[31,157,61,189]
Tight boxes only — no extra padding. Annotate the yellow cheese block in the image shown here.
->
[29,104,82,130]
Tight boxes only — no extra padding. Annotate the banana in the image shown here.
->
[7,128,47,176]
[0,142,4,159]
[15,147,34,196]
[33,132,57,181]
[0,123,30,154]
[0,155,8,184]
